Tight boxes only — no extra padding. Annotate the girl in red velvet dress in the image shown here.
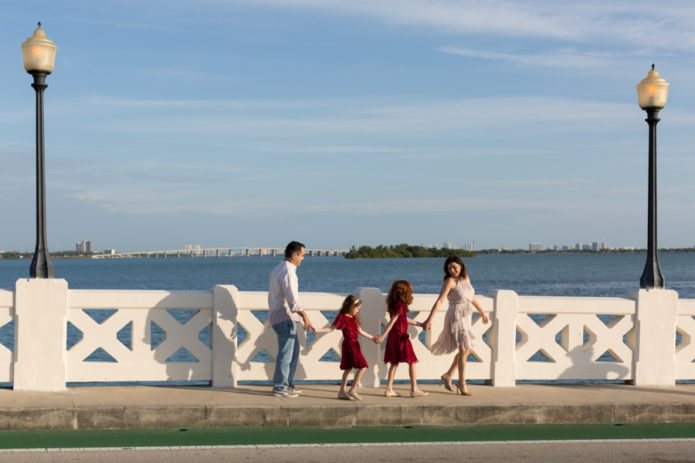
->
[315,295,378,400]
[376,280,429,398]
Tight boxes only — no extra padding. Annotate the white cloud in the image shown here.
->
[244,144,412,154]
[83,96,344,111]
[50,157,242,188]
[227,0,695,51]
[494,179,593,187]
[438,46,617,69]
[233,0,587,40]
[69,95,638,138]
[68,187,627,217]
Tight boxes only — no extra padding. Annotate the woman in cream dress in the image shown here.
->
[422,256,488,395]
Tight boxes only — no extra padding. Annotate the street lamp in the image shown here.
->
[636,64,669,289]
[21,23,57,278]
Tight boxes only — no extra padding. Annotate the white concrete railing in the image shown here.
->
[66,290,215,382]
[4,279,693,391]
[513,295,635,382]
[0,289,12,383]
[676,298,695,380]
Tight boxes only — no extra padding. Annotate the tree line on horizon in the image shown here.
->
[345,244,477,259]
[343,244,695,259]
[0,250,93,259]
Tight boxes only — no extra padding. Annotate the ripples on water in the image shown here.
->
[1,252,693,297]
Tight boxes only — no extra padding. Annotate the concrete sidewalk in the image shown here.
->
[2,383,695,430]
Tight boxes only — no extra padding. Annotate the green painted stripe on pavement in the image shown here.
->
[0,423,694,449]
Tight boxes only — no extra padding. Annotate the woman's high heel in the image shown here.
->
[455,382,472,396]
[440,374,453,392]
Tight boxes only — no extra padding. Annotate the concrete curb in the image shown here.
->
[3,384,695,430]
[2,402,695,430]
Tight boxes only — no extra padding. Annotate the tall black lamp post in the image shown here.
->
[636,65,669,289]
[21,23,57,278]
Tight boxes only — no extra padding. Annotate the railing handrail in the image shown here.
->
[3,281,692,390]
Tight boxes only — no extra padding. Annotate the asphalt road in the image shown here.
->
[2,440,694,463]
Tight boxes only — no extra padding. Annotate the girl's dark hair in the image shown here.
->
[339,294,362,326]
[443,255,467,281]
[386,280,413,315]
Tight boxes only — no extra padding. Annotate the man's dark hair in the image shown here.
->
[285,241,305,259]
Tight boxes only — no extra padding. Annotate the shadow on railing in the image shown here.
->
[3,282,695,389]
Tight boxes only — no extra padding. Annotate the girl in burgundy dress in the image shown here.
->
[376,280,429,398]
[315,295,378,400]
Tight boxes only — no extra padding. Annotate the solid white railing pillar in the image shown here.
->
[212,285,240,388]
[356,287,385,387]
[490,289,518,387]
[13,278,68,391]
[631,288,678,386]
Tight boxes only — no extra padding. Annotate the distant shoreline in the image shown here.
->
[344,248,695,259]
[1,248,694,261]
[0,253,93,260]
[479,248,695,255]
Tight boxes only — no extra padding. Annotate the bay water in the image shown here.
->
[1,252,694,297]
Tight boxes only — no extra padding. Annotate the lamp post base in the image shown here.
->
[640,261,664,289]
[29,252,54,279]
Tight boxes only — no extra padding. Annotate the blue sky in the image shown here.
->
[1,1,695,252]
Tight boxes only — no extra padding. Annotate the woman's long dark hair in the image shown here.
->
[443,255,467,281]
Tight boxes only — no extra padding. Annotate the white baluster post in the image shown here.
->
[355,287,386,388]
[490,289,519,387]
[212,285,240,388]
[13,278,68,391]
[631,288,678,386]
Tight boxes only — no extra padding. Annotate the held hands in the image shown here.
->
[374,335,384,344]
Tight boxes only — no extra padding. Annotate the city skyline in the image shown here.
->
[8,237,695,255]
[2,2,695,252]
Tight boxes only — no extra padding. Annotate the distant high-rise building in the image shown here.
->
[75,240,92,253]
[529,242,543,251]
[591,241,606,251]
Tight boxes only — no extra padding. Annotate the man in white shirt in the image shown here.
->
[268,241,314,397]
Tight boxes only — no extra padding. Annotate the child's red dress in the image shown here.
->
[383,302,418,364]
[333,314,368,370]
